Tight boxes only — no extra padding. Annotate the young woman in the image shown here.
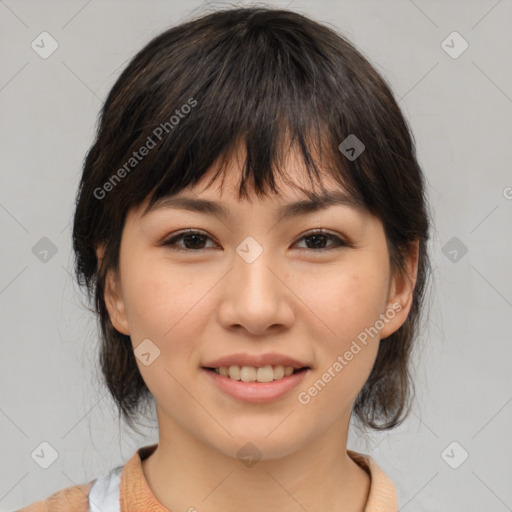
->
[19,6,430,511]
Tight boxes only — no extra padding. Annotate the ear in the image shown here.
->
[380,240,419,339]
[96,245,131,336]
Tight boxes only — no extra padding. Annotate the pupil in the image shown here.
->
[307,235,327,249]
[185,234,205,249]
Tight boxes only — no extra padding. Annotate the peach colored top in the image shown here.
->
[17,444,398,511]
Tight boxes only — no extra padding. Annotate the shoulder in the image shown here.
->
[16,444,154,512]
[347,449,398,512]
[16,480,94,512]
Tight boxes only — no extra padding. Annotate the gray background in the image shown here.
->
[1,0,511,510]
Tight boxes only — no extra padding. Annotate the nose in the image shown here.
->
[217,248,295,336]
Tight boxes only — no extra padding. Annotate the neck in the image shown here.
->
[141,412,370,512]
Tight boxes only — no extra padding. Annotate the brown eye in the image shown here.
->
[163,230,216,251]
[295,230,348,251]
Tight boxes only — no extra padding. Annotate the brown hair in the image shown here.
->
[72,6,431,433]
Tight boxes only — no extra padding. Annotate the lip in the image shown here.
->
[202,352,310,370]
[202,367,310,403]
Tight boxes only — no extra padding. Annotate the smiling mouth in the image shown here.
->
[203,365,310,383]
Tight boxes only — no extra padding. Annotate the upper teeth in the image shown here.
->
[215,365,296,382]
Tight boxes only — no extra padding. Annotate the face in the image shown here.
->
[99,145,417,460]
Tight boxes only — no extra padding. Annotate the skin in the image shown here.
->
[98,144,418,512]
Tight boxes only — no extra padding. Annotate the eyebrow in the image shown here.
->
[142,189,364,221]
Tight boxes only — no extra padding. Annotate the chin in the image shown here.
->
[207,423,310,463]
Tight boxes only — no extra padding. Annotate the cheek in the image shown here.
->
[121,253,191,331]
[313,256,390,345]
[301,254,389,402]
[119,256,211,409]
[120,254,215,364]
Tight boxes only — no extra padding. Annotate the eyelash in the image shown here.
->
[162,229,350,252]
